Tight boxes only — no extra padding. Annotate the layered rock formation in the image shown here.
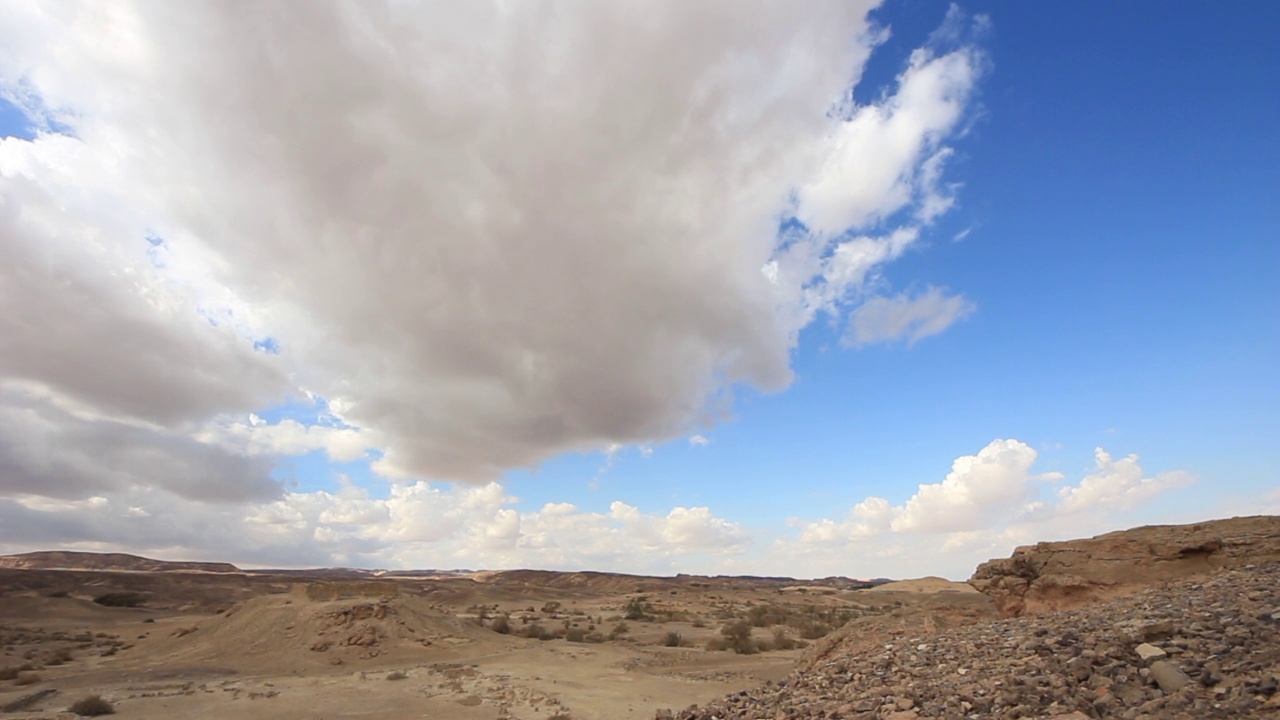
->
[969,515,1280,617]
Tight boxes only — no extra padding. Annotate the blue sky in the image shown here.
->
[0,1,1276,578]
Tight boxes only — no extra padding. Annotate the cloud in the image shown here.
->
[0,383,281,503]
[0,1,985,484]
[1054,448,1193,516]
[844,287,975,347]
[0,481,750,573]
[781,439,1194,578]
[689,434,711,447]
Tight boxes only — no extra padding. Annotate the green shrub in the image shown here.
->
[92,592,145,608]
[68,695,115,716]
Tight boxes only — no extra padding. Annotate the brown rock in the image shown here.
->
[1149,660,1191,693]
[969,516,1280,616]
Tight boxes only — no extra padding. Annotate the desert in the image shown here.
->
[2,516,1277,719]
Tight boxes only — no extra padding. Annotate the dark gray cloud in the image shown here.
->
[0,388,281,502]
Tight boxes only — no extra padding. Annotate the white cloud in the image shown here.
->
[779,439,1194,578]
[844,287,975,347]
[689,434,711,447]
[0,1,985,486]
[0,480,750,574]
[1055,448,1193,516]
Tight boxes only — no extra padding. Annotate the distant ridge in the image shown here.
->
[0,550,241,574]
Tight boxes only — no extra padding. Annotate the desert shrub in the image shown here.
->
[662,631,683,647]
[747,604,791,627]
[15,672,41,686]
[46,590,71,598]
[92,592,145,608]
[691,618,707,628]
[608,622,629,640]
[771,627,798,650]
[584,632,605,643]
[623,597,652,621]
[490,615,511,634]
[142,618,155,624]
[46,647,73,666]
[540,601,561,613]
[565,628,586,643]
[68,695,115,716]
[385,671,408,681]
[0,666,20,681]
[704,637,727,652]
[721,620,758,655]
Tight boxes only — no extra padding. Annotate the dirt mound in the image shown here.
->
[969,515,1280,617]
[139,590,502,672]
[866,577,979,594]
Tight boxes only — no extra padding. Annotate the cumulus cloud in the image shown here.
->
[0,481,750,573]
[781,439,1194,578]
[844,287,975,347]
[689,434,711,447]
[0,1,985,486]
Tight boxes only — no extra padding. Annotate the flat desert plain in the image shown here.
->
[0,565,993,719]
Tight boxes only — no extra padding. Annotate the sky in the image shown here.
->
[0,1,1276,580]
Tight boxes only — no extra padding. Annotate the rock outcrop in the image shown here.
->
[968,515,1280,617]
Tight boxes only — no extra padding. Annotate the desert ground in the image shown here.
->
[0,558,991,719]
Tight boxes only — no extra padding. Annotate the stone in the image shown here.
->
[1149,661,1192,693]
[1134,643,1167,662]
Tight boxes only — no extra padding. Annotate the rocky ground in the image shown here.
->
[660,562,1280,720]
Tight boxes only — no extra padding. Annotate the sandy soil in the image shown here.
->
[0,570,992,719]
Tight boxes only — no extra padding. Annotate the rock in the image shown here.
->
[969,516,1280,617]
[1149,661,1192,693]
[1134,643,1167,662]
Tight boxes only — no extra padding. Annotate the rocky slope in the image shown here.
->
[0,551,241,574]
[659,561,1280,720]
[969,515,1280,616]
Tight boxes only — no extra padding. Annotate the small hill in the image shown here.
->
[865,576,979,593]
[969,514,1280,616]
[0,551,241,574]
[138,585,504,673]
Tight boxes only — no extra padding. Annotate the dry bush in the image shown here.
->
[489,615,511,634]
[771,627,798,650]
[68,695,115,716]
[46,647,73,666]
[385,671,408,681]
[662,631,683,647]
[721,620,758,655]
[565,628,586,643]
[14,672,40,686]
